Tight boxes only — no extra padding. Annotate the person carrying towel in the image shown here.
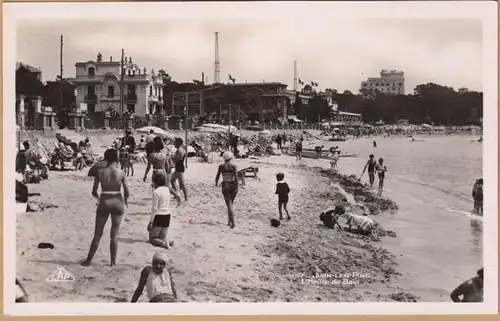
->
[131,251,178,303]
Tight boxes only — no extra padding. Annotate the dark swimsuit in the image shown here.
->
[220,163,237,195]
[98,192,124,216]
[175,156,185,173]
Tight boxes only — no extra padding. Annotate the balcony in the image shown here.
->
[125,93,137,102]
[84,94,97,102]
[148,94,162,102]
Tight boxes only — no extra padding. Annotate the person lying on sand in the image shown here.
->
[131,251,178,303]
[215,151,238,229]
[344,213,378,236]
[319,205,345,230]
[450,268,483,302]
[148,173,177,249]
[82,148,130,267]
[275,173,291,221]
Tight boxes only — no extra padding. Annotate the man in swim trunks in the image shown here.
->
[450,268,483,302]
[131,251,178,303]
[361,154,377,188]
[81,148,130,267]
[170,138,188,202]
[295,138,303,161]
[143,137,182,200]
[215,151,238,228]
[376,158,387,196]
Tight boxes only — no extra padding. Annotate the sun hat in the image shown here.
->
[222,151,233,161]
[153,250,168,264]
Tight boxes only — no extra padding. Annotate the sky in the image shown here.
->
[16,17,482,94]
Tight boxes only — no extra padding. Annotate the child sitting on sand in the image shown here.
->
[148,174,176,249]
[275,173,291,221]
[131,251,178,303]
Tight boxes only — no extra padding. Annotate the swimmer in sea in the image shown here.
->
[82,148,130,267]
[170,138,188,202]
[376,158,387,196]
[143,137,182,203]
[215,151,238,228]
[131,251,178,303]
[361,154,377,188]
[450,268,483,302]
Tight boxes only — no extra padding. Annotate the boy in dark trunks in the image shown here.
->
[170,138,188,202]
[361,154,377,188]
[275,173,291,221]
[450,268,483,302]
[82,148,130,267]
[148,173,176,249]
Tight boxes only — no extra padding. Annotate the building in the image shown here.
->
[360,69,405,95]
[73,53,164,118]
[16,62,42,82]
[177,82,292,124]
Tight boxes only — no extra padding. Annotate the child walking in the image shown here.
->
[275,173,291,221]
[148,173,179,249]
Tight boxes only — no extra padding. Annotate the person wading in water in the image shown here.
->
[143,137,181,201]
[376,158,387,196]
[450,268,484,302]
[82,149,130,267]
[361,154,377,188]
[131,251,178,303]
[215,151,238,228]
[170,138,188,202]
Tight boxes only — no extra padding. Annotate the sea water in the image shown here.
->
[299,134,483,301]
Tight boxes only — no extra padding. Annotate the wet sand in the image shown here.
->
[16,150,410,302]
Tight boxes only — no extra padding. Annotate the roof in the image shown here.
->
[75,61,121,66]
[16,62,41,73]
[226,82,286,87]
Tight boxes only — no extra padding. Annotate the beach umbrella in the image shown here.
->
[333,128,340,131]
[259,130,271,136]
[137,126,167,136]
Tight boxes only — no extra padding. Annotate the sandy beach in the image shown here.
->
[16,136,412,303]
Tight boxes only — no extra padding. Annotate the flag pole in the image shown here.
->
[184,93,189,169]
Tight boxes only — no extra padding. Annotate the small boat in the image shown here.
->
[283,148,358,159]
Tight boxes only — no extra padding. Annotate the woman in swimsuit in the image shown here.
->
[131,251,178,303]
[376,158,387,196]
[170,138,188,202]
[215,151,238,228]
[143,137,181,202]
[82,149,130,267]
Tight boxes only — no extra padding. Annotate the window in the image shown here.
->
[107,85,114,97]
[399,83,402,86]
[88,104,95,114]
[87,85,95,95]
[155,87,158,96]
[149,86,153,96]
[88,67,95,76]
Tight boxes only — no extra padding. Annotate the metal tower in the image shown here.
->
[214,32,221,84]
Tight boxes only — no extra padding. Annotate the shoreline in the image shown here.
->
[16,150,420,303]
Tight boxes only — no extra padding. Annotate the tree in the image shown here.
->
[293,91,304,119]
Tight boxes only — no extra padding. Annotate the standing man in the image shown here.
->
[275,134,283,150]
[146,129,156,144]
[295,137,303,161]
[170,138,188,202]
[361,154,377,188]
[121,129,136,152]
